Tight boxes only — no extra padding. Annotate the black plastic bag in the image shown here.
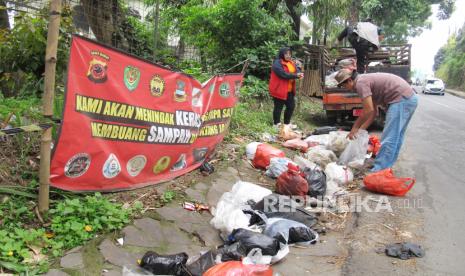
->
[200,162,214,175]
[252,194,318,228]
[385,243,425,260]
[140,251,189,275]
[217,242,244,262]
[228,228,280,256]
[187,250,217,276]
[288,227,317,243]
[312,126,338,135]
[303,168,327,198]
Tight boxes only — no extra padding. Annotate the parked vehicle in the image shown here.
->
[422,77,445,95]
[318,44,411,127]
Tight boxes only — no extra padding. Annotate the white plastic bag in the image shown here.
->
[304,134,330,147]
[327,131,349,156]
[305,146,337,168]
[246,142,262,160]
[325,162,353,185]
[210,181,272,234]
[293,155,319,170]
[265,157,296,178]
[338,129,369,166]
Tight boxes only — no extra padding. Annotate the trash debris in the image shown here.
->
[312,126,338,135]
[252,143,286,169]
[122,266,153,276]
[265,157,296,178]
[325,162,353,185]
[363,168,415,196]
[302,167,327,198]
[261,132,277,143]
[251,194,318,228]
[338,129,369,166]
[203,261,272,276]
[246,142,262,160]
[242,248,272,265]
[327,131,349,155]
[228,228,281,256]
[293,155,319,171]
[200,161,215,175]
[211,181,272,234]
[282,138,309,152]
[385,242,425,260]
[187,250,217,276]
[368,135,381,156]
[183,202,209,212]
[264,218,318,246]
[117,237,124,246]
[139,251,189,276]
[304,134,330,147]
[276,165,308,196]
[305,146,338,168]
[279,124,300,141]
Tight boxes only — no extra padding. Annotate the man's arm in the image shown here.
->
[348,96,375,139]
[337,26,349,42]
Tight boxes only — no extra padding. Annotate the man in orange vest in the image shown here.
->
[268,47,303,128]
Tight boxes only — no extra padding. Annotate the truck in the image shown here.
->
[320,44,412,127]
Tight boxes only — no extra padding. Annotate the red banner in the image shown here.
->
[50,36,243,191]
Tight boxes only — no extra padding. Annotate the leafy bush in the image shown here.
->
[0,190,133,274]
[239,75,270,100]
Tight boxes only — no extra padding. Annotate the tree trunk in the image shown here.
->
[81,0,128,50]
[0,0,10,29]
[349,0,361,25]
[285,0,301,40]
[311,5,317,44]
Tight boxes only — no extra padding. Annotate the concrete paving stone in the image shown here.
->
[122,225,161,248]
[43,269,70,276]
[160,223,192,245]
[60,252,84,269]
[102,269,122,276]
[99,239,142,271]
[290,234,348,257]
[193,224,223,247]
[273,254,343,276]
[185,188,206,202]
[64,246,82,255]
[226,166,239,175]
[194,182,210,191]
[156,206,210,224]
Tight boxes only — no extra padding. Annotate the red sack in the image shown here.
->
[368,135,381,156]
[363,168,415,196]
[204,261,272,276]
[276,166,308,196]
[252,143,285,169]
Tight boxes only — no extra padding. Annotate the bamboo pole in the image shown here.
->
[39,0,62,213]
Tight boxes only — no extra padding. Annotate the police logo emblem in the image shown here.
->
[219,82,230,98]
[64,153,91,178]
[150,75,165,97]
[87,58,108,83]
[127,155,147,177]
[103,153,121,179]
[124,66,141,91]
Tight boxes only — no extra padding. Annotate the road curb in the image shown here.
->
[445,89,465,100]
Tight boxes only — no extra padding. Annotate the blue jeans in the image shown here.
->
[371,94,418,172]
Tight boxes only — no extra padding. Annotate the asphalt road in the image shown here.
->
[343,88,465,275]
[407,89,465,275]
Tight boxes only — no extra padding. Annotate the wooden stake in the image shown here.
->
[39,0,62,213]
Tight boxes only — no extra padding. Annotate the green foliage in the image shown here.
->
[178,0,294,76]
[0,95,42,126]
[0,8,73,98]
[161,190,177,203]
[435,22,465,90]
[239,75,270,100]
[228,100,275,140]
[0,190,133,274]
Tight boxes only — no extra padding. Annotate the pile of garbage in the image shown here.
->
[130,126,416,275]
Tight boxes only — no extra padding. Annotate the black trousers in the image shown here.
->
[348,34,374,73]
[273,92,295,125]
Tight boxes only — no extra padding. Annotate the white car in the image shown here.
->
[422,77,445,95]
